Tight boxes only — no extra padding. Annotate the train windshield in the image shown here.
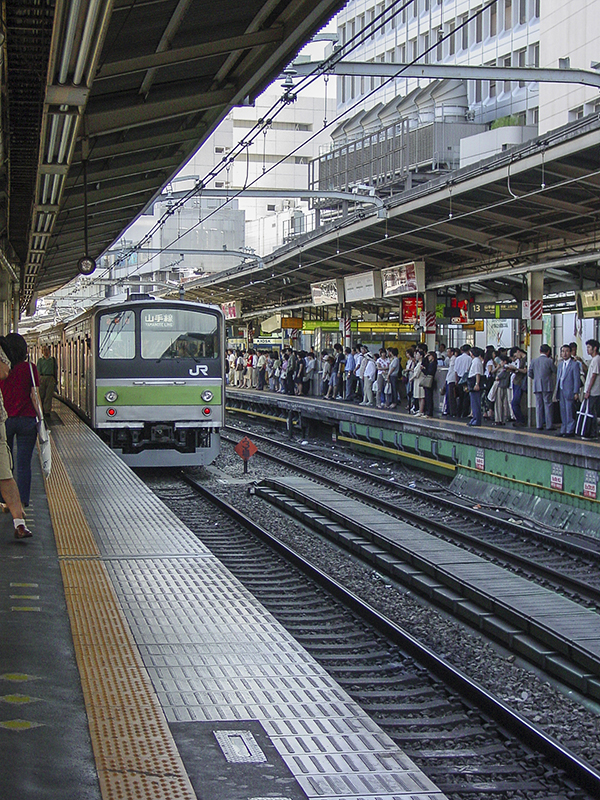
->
[98,311,136,359]
[140,308,219,360]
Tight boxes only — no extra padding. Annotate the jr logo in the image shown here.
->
[188,364,209,376]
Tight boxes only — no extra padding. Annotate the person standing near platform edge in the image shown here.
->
[528,344,556,431]
[37,344,57,420]
[582,339,600,440]
[0,336,32,539]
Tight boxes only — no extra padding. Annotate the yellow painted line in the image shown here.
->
[0,694,38,705]
[226,405,298,424]
[10,583,38,588]
[0,719,43,731]
[338,434,457,473]
[460,463,600,504]
[45,438,197,799]
[10,595,39,600]
[11,607,41,612]
[0,673,38,682]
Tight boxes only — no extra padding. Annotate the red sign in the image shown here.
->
[402,296,424,325]
[234,437,258,461]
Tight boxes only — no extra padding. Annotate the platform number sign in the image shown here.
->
[551,463,564,492]
[584,470,598,500]
[475,448,485,471]
[234,436,258,474]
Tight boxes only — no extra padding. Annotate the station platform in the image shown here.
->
[226,387,600,538]
[0,403,447,800]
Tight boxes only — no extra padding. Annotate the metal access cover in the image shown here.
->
[214,729,266,763]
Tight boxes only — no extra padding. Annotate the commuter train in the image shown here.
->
[28,296,225,467]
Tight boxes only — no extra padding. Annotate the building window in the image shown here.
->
[490,1,497,36]
[413,0,417,18]
[486,60,496,98]
[422,33,430,63]
[530,42,539,67]
[461,15,469,50]
[533,0,539,18]
[267,204,276,211]
[399,44,406,63]
[518,49,526,86]
[519,0,527,24]
[529,107,539,125]
[475,79,482,102]
[436,28,443,61]
[369,9,376,39]
[569,105,584,121]
[448,21,455,56]
[504,56,511,92]
[475,8,483,43]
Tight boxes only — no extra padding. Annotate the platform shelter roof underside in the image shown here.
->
[2,0,345,310]
[181,116,600,313]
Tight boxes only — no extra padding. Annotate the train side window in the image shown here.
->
[140,308,219,360]
[98,311,136,359]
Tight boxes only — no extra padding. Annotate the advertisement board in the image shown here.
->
[343,271,382,302]
[381,261,425,298]
[311,278,345,305]
[222,301,241,320]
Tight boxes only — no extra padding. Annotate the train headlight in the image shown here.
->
[105,390,118,402]
[201,390,213,402]
[202,407,212,417]
[106,407,117,417]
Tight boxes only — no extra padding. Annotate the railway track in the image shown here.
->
[220,426,600,702]
[145,470,600,800]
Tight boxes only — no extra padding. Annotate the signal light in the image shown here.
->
[202,407,211,416]
[107,407,117,417]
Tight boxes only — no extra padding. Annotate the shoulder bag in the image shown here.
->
[29,362,51,478]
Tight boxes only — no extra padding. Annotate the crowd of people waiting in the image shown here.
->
[227,337,600,440]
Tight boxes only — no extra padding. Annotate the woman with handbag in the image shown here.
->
[0,333,43,508]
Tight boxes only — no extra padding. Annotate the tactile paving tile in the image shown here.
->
[50,406,448,800]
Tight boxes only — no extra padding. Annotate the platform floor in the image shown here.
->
[0,403,447,800]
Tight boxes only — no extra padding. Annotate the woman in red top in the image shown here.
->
[0,334,41,508]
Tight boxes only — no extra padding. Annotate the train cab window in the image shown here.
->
[140,308,219,360]
[98,311,136,359]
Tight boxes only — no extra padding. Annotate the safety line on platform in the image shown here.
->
[43,437,197,800]
[337,434,456,472]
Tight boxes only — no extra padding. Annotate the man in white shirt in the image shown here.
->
[360,353,377,407]
[582,339,600,439]
[454,345,472,418]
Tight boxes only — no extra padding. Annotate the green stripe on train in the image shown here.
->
[97,385,222,406]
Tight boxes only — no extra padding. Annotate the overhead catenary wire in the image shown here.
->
[91,1,497,285]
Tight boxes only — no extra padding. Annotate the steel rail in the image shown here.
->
[181,469,600,798]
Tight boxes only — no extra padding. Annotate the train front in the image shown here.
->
[93,300,224,467]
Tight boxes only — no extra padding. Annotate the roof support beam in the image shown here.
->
[85,87,236,137]
[96,27,285,81]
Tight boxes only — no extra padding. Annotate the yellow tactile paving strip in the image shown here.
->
[44,438,197,800]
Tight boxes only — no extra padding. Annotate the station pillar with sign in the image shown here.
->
[424,290,437,352]
[527,270,545,425]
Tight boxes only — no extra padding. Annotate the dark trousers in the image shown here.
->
[424,386,434,416]
[5,416,38,507]
[445,382,457,416]
[511,382,525,424]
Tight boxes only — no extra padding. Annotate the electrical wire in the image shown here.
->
[91,1,496,284]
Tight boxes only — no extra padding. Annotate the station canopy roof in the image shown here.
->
[179,116,600,316]
[3,0,345,310]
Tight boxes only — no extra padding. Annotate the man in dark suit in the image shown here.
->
[555,344,580,436]
[528,344,557,431]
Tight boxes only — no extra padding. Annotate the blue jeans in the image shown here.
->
[5,416,37,506]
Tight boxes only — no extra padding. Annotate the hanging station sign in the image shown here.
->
[222,301,241,320]
[311,278,345,306]
[343,271,382,302]
[281,317,303,329]
[381,261,425,298]
[577,289,600,319]
[468,301,521,319]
